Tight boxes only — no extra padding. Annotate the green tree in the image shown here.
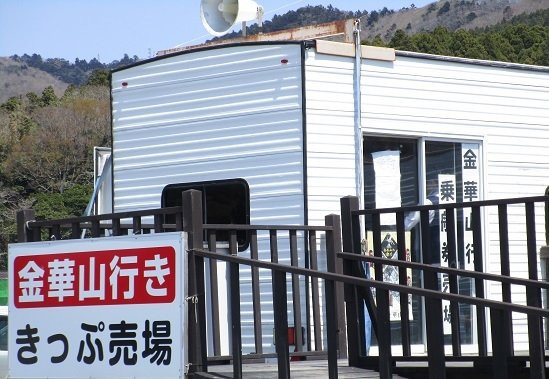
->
[2,86,110,193]
[41,86,58,106]
[26,92,41,108]
[481,33,515,62]
[371,34,386,47]
[34,184,92,220]
[411,27,453,55]
[540,38,549,66]
[87,69,110,86]
[389,30,416,51]
[449,29,487,59]
[1,96,22,112]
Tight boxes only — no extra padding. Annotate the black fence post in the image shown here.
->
[472,206,487,357]
[446,207,461,357]
[326,214,342,379]
[250,230,263,355]
[340,196,364,366]
[182,189,207,374]
[17,209,35,243]
[421,210,446,379]
[525,202,545,379]
[229,230,242,378]
[326,213,348,358]
[497,204,514,355]
[289,229,303,353]
[271,229,290,379]
[372,212,392,379]
[207,231,222,357]
[490,308,510,379]
[396,211,411,357]
[273,269,290,379]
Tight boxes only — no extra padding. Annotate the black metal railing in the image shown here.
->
[16,206,184,241]
[340,195,549,379]
[190,209,549,378]
[15,190,347,377]
[201,224,346,360]
[191,214,345,378]
[15,191,549,379]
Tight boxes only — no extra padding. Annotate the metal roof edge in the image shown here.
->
[111,41,305,74]
[396,50,549,73]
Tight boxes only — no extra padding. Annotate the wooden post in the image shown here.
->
[421,210,446,379]
[340,196,363,366]
[326,214,343,379]
[17,209,35,243]
[182,189,207,374]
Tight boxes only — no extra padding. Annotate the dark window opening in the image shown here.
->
[162,179,250,251]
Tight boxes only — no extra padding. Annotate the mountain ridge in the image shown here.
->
[0,58,67,103]
[1,0,548,102]
[361,0,549,41]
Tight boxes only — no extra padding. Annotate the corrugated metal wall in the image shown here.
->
[362,54,549,352]
[305,49,549,351]
[305,51,357,227]
[112,43,305,354]
[112,42,548,353]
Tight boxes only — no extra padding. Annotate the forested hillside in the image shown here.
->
[1,2,548,265]
[361,0,548,41]
[0,58,68,103]
[9,53,139,86]
[212,0,548,42]
[211,4,368,40]
[212,3,548,66]
[370,8,549,66]
[0,73,111,265]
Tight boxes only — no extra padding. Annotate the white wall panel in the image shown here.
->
[112,43,305,354]
[307,48,549,351]
[305,51,357,228]
[112,42,548,355]
[363,54,548,351]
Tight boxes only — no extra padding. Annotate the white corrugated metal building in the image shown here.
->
[109,40,549,355]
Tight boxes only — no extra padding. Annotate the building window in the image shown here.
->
[425,140,481,345]
[363,136,482,348]
[162,179,250,250]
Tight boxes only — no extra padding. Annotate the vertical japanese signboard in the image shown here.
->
[462,144,480,271]
[8,233,186,379]
[438,174,456,335]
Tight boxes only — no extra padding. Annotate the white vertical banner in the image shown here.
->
[462,144,480,271]
[372,150,401,226]
[438,174,456,335]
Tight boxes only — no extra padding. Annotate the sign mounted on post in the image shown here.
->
[8,233,186,379]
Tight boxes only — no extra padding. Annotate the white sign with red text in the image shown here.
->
[8,233,186,379]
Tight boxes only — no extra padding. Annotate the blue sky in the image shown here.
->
[0,1,432,62]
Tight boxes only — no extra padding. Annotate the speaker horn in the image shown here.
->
[200,0,264,37]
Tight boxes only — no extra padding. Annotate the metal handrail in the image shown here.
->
[339,252,549,290]
[190,247,549,318]
[203,223,333,231]
[353,195,549,215]
[27,206,183,228]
